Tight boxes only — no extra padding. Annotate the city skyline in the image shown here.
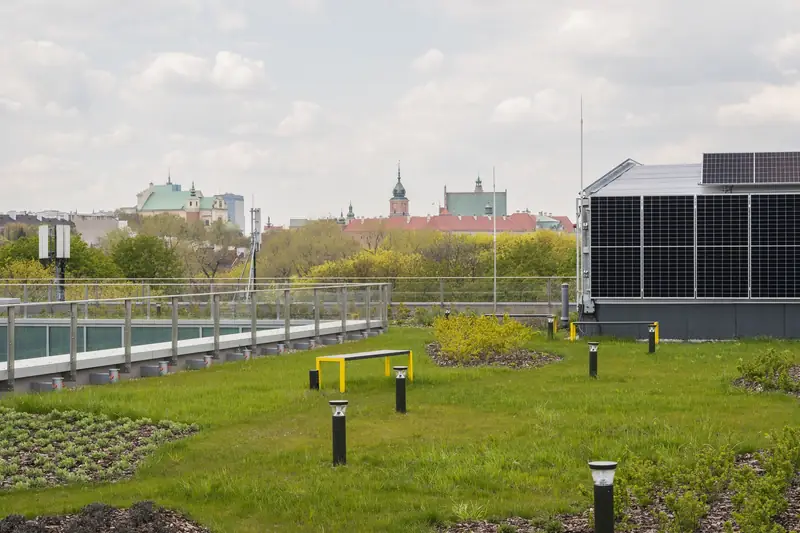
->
[3,1,800,224]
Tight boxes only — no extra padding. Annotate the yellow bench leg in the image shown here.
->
[316,359,322,389]
[385,356,390,377]
[408,350,414,381]
[339,360,346,393]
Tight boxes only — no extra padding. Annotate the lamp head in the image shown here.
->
[329,399,348,416]
[588,342,599,353]
[588,461,617,486]
[393,365,408,379]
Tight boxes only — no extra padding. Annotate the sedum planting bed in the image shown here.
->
[0,407,197,490]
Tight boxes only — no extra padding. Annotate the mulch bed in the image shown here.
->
[0,501,210,533]
[439,454,800,532]
[732,365,800,399]
[426,343,562,370]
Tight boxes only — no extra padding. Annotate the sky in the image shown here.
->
[2,0,800,228]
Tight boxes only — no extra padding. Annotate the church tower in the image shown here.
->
[185,182,201,223]
[389,161,409,217]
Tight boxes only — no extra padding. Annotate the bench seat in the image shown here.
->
[315,349,413,393]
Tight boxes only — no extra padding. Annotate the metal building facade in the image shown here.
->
[576,157,800,340]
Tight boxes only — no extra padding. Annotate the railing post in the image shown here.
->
[171,296,179,364]
[439,278,444,306]
[365,286,371,332]
[250,290,258,355]
[69,302,78,383]
[384,283,390,331]
[210,282,215,320]
[145,284,151,320]
[7,305,15,391]
[313,288,320,343]
[341,286,348,337]
[213,293,221,359]
[22,284,27,319]
[547,278,553,314]
[284,289,291,350]
[84,285,90,319]
[123,299,132,373]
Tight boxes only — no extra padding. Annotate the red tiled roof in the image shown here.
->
[343,213,574,234]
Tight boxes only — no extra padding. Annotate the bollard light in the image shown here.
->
[309,369,320,390]
[156,303,162,318]
[329,400,348,466]
[648,324,656,354]
[445,308,451,320]
[547,317,555,341]
[394,365,408,414]
[588,342,599,378]
[589,461,617,533]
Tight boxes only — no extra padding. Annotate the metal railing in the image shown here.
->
[0,276,577,308]
[0,282,389,391]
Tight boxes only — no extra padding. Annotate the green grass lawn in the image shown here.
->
[1,329,800,532]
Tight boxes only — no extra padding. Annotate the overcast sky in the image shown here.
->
[2,0,800,227]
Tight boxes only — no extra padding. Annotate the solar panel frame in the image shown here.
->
[702,153,754,185]
[642,196,694,298]
[590,196,641,298]
[754,152,800,184]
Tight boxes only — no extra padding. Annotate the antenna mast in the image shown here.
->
[493,166,497,316]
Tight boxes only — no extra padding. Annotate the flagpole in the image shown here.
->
[493,166,497,315]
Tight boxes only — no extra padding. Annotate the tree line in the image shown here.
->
[0,214,577,296]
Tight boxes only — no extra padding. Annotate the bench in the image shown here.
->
[570,321,659,344]
[315,349,414,393]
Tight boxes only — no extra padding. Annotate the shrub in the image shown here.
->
[737,348,800,392]
[433,314,534,362]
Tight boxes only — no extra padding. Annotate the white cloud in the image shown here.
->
[491,97,531,123]
[90,124,134,148]
[211,52,266,90]
[718,84,800,123]
[276,101,322,137]
[411,49,444,73]
[289,0,323,14]
[135,51,266,91]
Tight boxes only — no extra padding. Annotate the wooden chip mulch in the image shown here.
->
[425,343,562,370]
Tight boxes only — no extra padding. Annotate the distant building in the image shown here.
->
[69,213,127,247]
[131,174,228,226]
[443,176,508,217]
[221,193,245,230]
[390,162,410,217]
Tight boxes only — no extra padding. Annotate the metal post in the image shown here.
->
[6,306,15,391]
[250,290,258,355]
[560,282,570,330]
[213,293,221,359]
[330,400,348,466]
[383,284,389,331]
[284,289,291,350]
[145,284,151,320]
[22,284,27,319]
[123,299,132,373]
[365,286,371,332]
[84,285,89,319]
[69,302,78,383]
[589,342,598,378]
[341,286,348,337]
[313,288,321,343]
[394,366,407,414]
[589,461,617,533]
[439,278,445,306]
[209,282,215,320]
[547,317,555,341]
[171,296,179,364]
[309,369,320,390]
[648,323,656,354]
[547,278,552,314]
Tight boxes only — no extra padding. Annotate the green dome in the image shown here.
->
[392,162,407,199]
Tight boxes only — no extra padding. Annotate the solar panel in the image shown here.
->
[751,194,800,297]
[590,196,641,298]
[702,153,754,184]
[754,152,800,184]
[696,195,749,298]
[643,196,694,298]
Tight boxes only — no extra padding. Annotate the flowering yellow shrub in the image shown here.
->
[432,314,534,363]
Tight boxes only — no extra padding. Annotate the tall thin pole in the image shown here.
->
[580,95,584,195]
[492,166,497,315]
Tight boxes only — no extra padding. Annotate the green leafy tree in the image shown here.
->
[111,235,184,279]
